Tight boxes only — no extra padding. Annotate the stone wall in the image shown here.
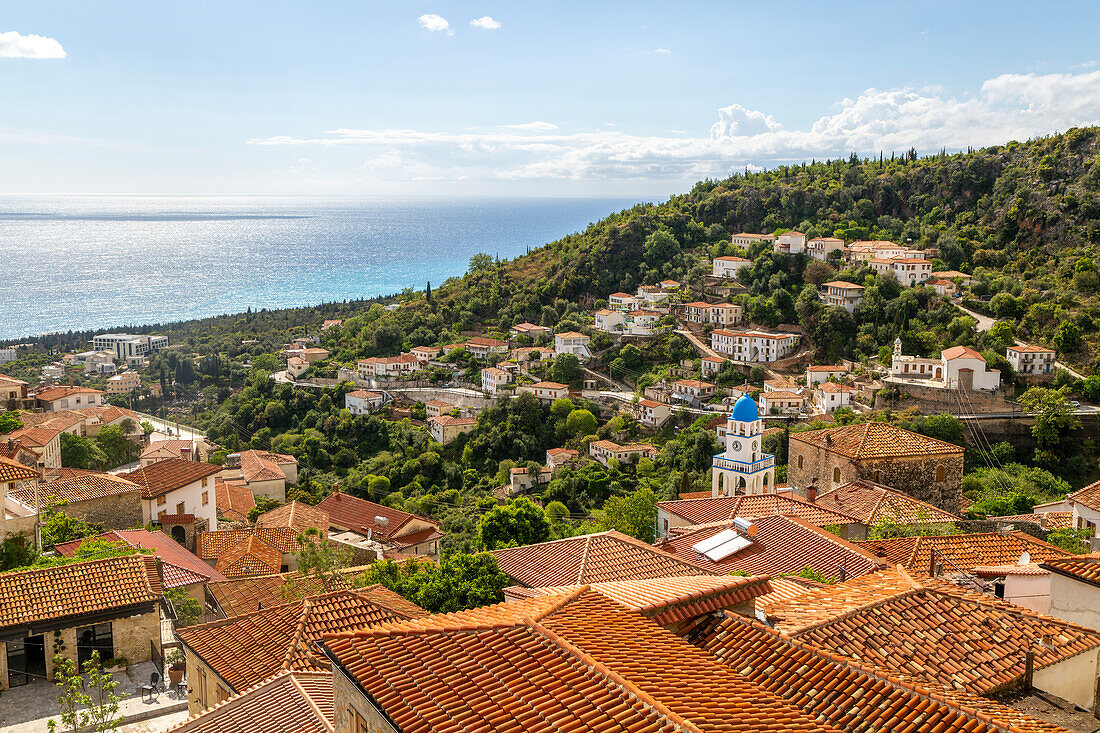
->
[67,490,144,532]
[334,666,399,733]
[875,380,1015,414]
[788,442,963,514]
[185,649,234,715]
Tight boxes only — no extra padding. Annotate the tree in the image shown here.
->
[1018,386,1081,451]
[93,425,133,468]
[987,321,1014,350]
[468,252,494,273]
[565,409,598,439]
[643,228,679,266]
[600,487,658,542]
[247,496,281,522]
[164,588,203,628]
[1054,321,1081,353]
[289,527,353,594]
[550,353,581,384]
[477,497,551,550]
[41,505,102,548]
[803,261,836,286]
[60,432,108,470]
[353,553,509,613]
[0,410,23,433]
[47,651,123,733]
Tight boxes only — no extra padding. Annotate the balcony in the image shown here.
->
[711,454,774,474]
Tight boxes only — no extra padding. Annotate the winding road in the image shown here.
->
[953,303,1087,381]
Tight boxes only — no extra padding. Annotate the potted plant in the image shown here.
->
[166,649,186,685]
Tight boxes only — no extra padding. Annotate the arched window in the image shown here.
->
[798,455,804,469]
[717,473,724,493]
[736,477,747,496]
[873,470,881,482]
[935,465,945,483]
[833,467,841,484]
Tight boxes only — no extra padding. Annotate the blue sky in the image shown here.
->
[3,1,1100,196]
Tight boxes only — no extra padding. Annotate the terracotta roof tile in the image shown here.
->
[54,529,227,587]
[256,501,328,535]
[119,458,222,500]
[198,527,300,559]
[316,492,438,542]
[657,515,880,579]
[1067,480,1100,513]
[238,449,295,483]
[165,670,333,733]
[17,472,140,506]
[790,422,964,460]
[657,494,859,527]
[1040,554,1100,587]
[215,535,284,579]
[491,530,713,587]
[856,531,1069,575]
[814,480,960,525]
[214,478,255,522]
[321,589,844,733]
[0,555,161,631]
[989,511,1073,530]
[34,386,105,402]
[0,454,40,483]
[5,426,59,448]
[177,588,428,693]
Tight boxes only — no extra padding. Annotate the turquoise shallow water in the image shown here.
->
[0,195,643,340]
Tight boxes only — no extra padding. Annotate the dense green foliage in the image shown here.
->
[350,553,510,613]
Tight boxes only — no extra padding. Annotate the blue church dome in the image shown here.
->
[730,394,759,423]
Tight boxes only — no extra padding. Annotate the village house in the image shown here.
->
[759,389,805,415]
[344,389,386,415]
[637,398,674,428]
[480,366,513,395]
[407,344,442,361]
[545,447,579,472]
[805,364,848,386]
[424,399,455,419]
[624,309,662,336]
[589,439,657,467]
[927,277,960,298]
[658,279,680,290]
[812,479,960,538]
[814,382,856,414]
[463,336,509,359]
[890,339,1001,390]
[120,458,223,530]
[0,374,30,409]
[508,465,553,495]
[196,526,302,578]
[140,439,195,466]
[593,308,626,333]
[671,379,714,406]
[1006,344,1056,380]
[655,492,862,540]
[932,269,973,286]
[607,291,640,311]
[105,370,141,394]
[295,347,329,364]
[0,455,41,541]
[820,280,864,312]
[712,255,753,279]
[321,318,342,330]
[787,421,965,512]
[214,477,254,523]
[286,356,309,378]
[870,256,933,286]
[356,353,422,378]
[82,351,118,375]
[18,472,145,531]
[41,363,65,380]
[635,285,671,308]
[806,236,846,260]
[1041,554,1100,630]
[518,380,569,402]
[318,490,444,559]
[763,378,800,393]
[700,355,726,377]
[1031,480,1100,544]
[858,530,1068,579]
[682,301,743,326]
[772,230,807,254]
[509,322,552,339]
[0,554,164,691]
[34,385,107,412]
[730,232,774,248]
[428,414,477,444]
[846,240,906,262]
[222,449,298,500]
[710,329,798,363]
[553,331,590,357]
[3,426,61,469]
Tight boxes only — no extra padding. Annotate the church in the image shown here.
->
[711,394,776,496]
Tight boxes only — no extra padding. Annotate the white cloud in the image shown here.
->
[500,121,558,131]
[249,70,1100,184]
[0,31,65,59]
[470,16,501,30]
[647,48,671,55]
[418,14,453,35]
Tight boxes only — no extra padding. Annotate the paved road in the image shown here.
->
[954,303,1088,381]
[133,411,206,441]
[673,328,723,361]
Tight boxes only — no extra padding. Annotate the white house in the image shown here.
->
[711,395,776,497]
[682,302,742,326]
[409,345,443,361]
[286,356,309,379]
[1042,555,1100,629]
[890,340,1000,390]
[870,257,933,287]
[758,390,805,415]
[927,278,960,298]
[712,256,753,279]
[345,390,386,415]
[821,281,864,313]
[34,386,107,412]
[773,231,807,254]
[806,237,846,261]
[710,330,798,363]
[481,366,513,396]
[518,381,569,402]
[357,354,423,378]
[730,232,774,248]
[464,338,509,359]
[805,365,848,387]
[594,309,626,333]
[608,292,640,311]
[509,323,552,339]
[1007,345,1056,380]
[424,400,455,419]
[815,382,855,414]
[931,270,973,287]
[589,440,656,467]
[545,448,579,472]
[700,356,726,378]
[671,380,715,406]
[554,332,590,358]
[120,458,223,529]
[635,286,670,309]
[637,399,673,429]
[625,310,662,336]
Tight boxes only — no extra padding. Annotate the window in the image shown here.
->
[832,467,841,484]
[202,491,209,506]
[873,470,881,482]
[77,623,113,668]
[348,706,369,733]
[176,501,185,515]
[157,495,167,506]
[797,455,804,469]
[201,477,208,488]
[935,465,945,483]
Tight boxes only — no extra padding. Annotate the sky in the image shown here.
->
[3,1,1100,197]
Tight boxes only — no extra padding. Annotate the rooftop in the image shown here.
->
[657,493,859,527]
[164,670,333,733]
[16,471,140,506]
[119,458,223,500]
[256,500,328,535]
[317,491,439,543]
[814,479,960,526]
[856,531,1069,574]
[790,421,964,460]
[54,528,228,587]
[1067,480,1100,513]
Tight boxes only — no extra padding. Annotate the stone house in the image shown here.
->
[17,473,144,532]
[0,554,163,691]
[427,415,477,444]
[1006,344,1056,381]
[3,426,61,469]
[34,386,107,412]
[317,491,444,560]
[787,421,965,513]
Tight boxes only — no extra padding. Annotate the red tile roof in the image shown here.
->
[1067,480,1100,513]
[0,454,40,483]
[814,479,960,525]
[989,511,1073,530]
[321,588,845,733]
[0,555,162,632]
[34,386,106,402]
[1040,554,1100,588]
[214,478,255,522]
[790,421,965,459]
[165,670,333,733]
[54,529,227,587]
[215,535,283,579]
[256,501,328,535]
[17,472,140,506]
[5,426,59,448]
[238,449,295,483]
[657,515,881,579]
[140,439,194,460]
[206,567,381,617]
[198,527,300,559]
[657,493,859,527]
[942,345,984,361]
[491,530,713,587]
[176,588,428,693]
[316,491,438,543]
[119,458,222,499]
[856,531,1069,575]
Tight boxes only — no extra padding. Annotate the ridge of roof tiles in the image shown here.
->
[790,421,964,459]
[856,531,1069,574]
[256,500,328,534]
[164,670,333,733]
[207,566,372,617]
[0,454,41,482]
[119,458,223,499]
[176,587,428,693]
[1067,480,1100,512]
[317,491,439,541]
[238,449,295,483]
[490,529,714,587]
[17,472,140,505]
[989,511,1073,530]
[1040,553,1100,587]
[683,610,1072,733]
[214,478,255,522]
[198,527,300,558]
[0,554,162,631]
[53,528,228,586]
[214,534,284,579]
[320,588,846,733]
[814,479,960,525]
[657,515,881,579]
[657,493,861,527]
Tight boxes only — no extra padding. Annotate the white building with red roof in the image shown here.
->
[33,386,107,412]
[554,331,590,358]
[890,339,999,390]
[1006,344,1056,380]
[710,329,798,363]
[712,255,752,279]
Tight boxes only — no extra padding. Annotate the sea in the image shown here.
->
[0,195,646,341]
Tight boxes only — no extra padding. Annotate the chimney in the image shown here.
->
[6,437,13,451]
[805,478,818,503]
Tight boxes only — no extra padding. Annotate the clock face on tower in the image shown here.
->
[732,440,742,451]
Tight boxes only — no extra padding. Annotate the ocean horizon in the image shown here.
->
[0,194,648,341]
